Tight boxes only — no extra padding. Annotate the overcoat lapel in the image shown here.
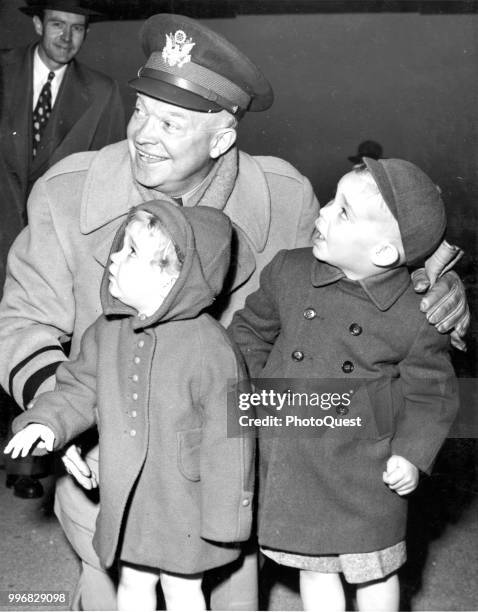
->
[3,45,33,197]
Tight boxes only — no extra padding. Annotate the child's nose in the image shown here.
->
[110,251,119,264]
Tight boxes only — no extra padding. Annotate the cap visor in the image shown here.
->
[363,157,398,219]
[129,76,223,113]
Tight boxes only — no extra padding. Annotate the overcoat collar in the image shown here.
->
[311,260,411,311]
[80,142,271,253]
[82,143,270,294]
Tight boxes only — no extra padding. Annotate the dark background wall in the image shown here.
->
[1,1,477,366]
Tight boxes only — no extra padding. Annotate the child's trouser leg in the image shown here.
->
[54,470,117,611]
[300,570,345,612]
[160,570,205,610]
[356,571,399,612]
[118,564,160,611]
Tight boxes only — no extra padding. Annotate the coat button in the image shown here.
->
[132,374,139,382]
[130,429,136,437]
[137,340,145,348]
[132,393,138,401]
[303,308,317,320]
[342,361,354,373]
[242,498,250,507]
[336,405,349,415]
[131,410,137,418]
[291,350,304,362]
[134,356,141,364]
[349,323,363,336]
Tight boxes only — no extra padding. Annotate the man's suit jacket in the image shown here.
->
[0,43,125,295]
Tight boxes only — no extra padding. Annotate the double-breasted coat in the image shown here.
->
[230,248,458,556]
[14,201,255,572]
[0,44,125,294]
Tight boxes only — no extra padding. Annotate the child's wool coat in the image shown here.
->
[14,201,254,573]
[230,248,458,556]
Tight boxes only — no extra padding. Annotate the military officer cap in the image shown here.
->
[364,157,446,266]
[129,13,274,116]
[19,0,103,18]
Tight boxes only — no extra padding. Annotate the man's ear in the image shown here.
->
[33,15,44,37]
[371,242,400,268]
[210,128,237,159]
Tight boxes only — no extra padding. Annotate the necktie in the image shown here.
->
[32,71,55,158]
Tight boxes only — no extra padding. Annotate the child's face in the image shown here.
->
[109,219,181,316]
[312,170,401,279]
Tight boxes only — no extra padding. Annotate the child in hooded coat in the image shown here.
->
[6,200,254,611]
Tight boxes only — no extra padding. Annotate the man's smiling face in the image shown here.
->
[127,94,223,196]
[34,10,87,70]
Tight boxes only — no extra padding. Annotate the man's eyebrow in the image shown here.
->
[165,110,187,118]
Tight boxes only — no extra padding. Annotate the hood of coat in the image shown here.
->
[100,200,232,327]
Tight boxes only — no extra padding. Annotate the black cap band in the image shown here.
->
[134,67,248,115]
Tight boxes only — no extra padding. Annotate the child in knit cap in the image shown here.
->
[5,201,254,611]
[230,158,459,611]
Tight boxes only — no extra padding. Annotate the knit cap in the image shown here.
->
[363,157,446,266]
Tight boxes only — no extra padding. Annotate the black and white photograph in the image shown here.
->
[0,1,476,610]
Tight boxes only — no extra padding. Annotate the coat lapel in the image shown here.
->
[218,152,272,292]
[79,142,143,268]
[225,151,271,254]
[2,46,34,192]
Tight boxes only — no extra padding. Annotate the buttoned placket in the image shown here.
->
[127,315,149,434]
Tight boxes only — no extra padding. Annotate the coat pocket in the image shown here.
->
[352,378,395,440]
[177,428,202,482]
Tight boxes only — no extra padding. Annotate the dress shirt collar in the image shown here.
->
[33,45,68,109]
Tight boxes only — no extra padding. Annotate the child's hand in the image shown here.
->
[383,455,419,496]
[61,444,98,490]
[3,424,55,459]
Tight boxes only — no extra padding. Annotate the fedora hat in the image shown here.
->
[19,0,103,19]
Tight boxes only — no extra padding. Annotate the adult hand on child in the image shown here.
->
[411,241,469,351]
[4,424,55,459]
[383,455,419,496]
[61,444,98,490]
